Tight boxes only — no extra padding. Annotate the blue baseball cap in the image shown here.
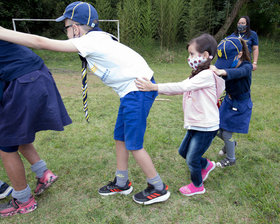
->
[56,1,98,28]
[215,36,242,69]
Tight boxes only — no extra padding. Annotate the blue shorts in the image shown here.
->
[114,79,158,150]
[0,145,19,153]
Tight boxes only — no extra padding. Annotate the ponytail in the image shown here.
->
[240,38,251,62]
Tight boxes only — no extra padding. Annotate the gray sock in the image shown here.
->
[221,130,236,162]
[147,174,164,191]
[31,160,47,178]
[115,170,128,187]
[12,185,31,203]
[0,180,4,186]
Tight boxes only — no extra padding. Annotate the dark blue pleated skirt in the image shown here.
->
[0,65,72,147]
[219,94,253,134]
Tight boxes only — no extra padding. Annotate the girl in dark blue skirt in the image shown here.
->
[0,41,72,217]
[211,36,253,168]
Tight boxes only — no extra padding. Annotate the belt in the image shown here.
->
[228,91,250,111]
[228,91,250,100]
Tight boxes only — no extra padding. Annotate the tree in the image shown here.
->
[155,0,185,48]
[117,0,140,43]
[214,0,249,41]
[185,0,213,40]
[246,0,280,38]
[95,0,116,35]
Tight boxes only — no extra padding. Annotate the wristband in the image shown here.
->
[253,62,257,65]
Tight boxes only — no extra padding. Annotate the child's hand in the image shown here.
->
[135,78,158,91]
[210,65,227,76]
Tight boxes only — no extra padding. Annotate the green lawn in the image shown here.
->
[0,39,279,223]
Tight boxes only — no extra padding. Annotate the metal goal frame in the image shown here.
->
[12,18,120,41]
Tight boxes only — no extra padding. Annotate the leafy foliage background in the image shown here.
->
[0,0,279,47]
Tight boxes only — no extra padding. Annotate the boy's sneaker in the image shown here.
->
[34,169,58,196]
[133,183,170,205]
[201,159,216,182]
[179,183,205,196]
[0,195,37,217]
[0,183,13,200]
[98,178,133,196]
[216,158,236,168]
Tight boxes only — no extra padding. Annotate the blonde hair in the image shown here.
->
[80,24,93,32]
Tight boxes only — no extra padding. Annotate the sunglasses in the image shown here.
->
[63,24,82,34]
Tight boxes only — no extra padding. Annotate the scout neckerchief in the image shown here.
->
[78,29,119,122]
[79,55,89,123]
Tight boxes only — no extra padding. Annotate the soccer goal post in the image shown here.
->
[12,18,120,41]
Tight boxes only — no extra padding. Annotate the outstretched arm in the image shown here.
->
[210,65,227,76]
[136,72,213,95]
[0,26,78,52]
[135,78,158,91]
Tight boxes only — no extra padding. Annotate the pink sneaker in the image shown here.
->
[0,196,37,217]
[34,169,58,196]
[201,159,215,182]
[179,183,205,196]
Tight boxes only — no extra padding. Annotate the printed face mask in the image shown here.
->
[188,55,207,70]
[237,24,247,32]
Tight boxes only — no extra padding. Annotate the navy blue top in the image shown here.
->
[230,30,258,54]
[0,40,44,80]
[223,61,253,98]
[0,41,44,101]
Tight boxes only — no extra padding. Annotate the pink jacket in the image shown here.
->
[157,69,225,128]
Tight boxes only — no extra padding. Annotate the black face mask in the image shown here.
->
[237,24,247,32]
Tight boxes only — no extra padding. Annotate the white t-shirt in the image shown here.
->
[70,31,154,98]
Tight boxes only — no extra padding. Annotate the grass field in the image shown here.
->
[0,39,279,223]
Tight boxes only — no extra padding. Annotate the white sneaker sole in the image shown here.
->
[133,191,170,205]
[99,186,133,196]
[180,188,206,196]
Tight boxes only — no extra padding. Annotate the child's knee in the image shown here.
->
[178,148,186,159]
[222,131,234,142]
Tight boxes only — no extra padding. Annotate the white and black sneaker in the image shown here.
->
[98,178,133,196]
[133,183,170,205]
[216,158,236,168]
[0,183,13,200]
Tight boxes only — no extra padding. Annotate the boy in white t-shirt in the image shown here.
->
[0,1,170,205]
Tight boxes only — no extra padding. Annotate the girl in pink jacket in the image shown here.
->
[135,34,225,196]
